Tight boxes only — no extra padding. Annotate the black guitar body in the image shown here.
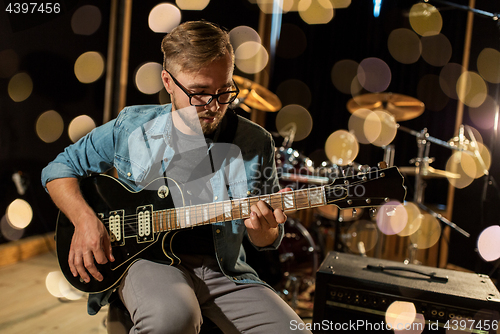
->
[56,174,181,293]
[55,166,406,293]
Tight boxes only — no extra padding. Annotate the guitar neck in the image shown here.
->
[152,187,327,232]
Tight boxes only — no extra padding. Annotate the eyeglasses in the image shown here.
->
[166,70,240,107]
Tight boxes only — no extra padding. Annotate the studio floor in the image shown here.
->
[0,251,108,334]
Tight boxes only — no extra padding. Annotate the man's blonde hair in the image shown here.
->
[161,21,234,74]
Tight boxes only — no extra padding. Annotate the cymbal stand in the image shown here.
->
[411,128,431,205]
[398,126,471,263]
[280,123,297,149]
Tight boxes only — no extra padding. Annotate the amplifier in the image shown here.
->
[312,252,500,333]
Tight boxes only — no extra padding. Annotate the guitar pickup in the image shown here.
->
[136,205,154,243]
[101,210,125,246]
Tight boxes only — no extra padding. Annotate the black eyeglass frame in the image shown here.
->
[166,70,240,107]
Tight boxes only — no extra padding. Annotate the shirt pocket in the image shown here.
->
[114,154,147,185]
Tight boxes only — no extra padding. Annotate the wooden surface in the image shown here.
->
[0,233,56,267]
[0,251,108,334]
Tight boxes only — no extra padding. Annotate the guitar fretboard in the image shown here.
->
[152,186,327,232]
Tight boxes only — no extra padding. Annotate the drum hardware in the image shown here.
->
[397,126,470,240]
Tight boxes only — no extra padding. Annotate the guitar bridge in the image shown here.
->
[136,205,154,243]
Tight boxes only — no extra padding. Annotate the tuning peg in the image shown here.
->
[378,161,388,169]
[369,207,377,218]
[358,164,371,174]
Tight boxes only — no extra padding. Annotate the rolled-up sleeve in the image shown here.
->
[41,120,116,190]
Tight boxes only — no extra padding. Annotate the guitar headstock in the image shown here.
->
[325,166,406,209]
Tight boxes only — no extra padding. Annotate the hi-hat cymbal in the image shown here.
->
[233,75,282,112]
[347,92,425,121]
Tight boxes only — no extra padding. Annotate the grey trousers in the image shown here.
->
[118,255,312,334]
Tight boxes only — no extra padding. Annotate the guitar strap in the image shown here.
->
[213,109,239,144]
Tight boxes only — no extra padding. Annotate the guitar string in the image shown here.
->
[101,176,384,232]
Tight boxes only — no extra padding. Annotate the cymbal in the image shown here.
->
[233,75,282,112]
[347,92,425,121]
[399,166,460,179]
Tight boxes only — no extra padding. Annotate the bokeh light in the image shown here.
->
[36,110,64,143]
[135,62,163,95]
[344,220,378,253]
[276,79,311,108]
[348,108,379,144]
[387,28,421,65]
[370,110,397,147]
[176,0,210,10]
[350,75,364,96]
[331,0,351,8]
[6,199,33,229]
[446,151,475,189]
[456,71,488,108]
[409,2,442,36]
[68,115,96,143]
[324,130,359,166]
[462,141,491,179]
[74,51,105,84]
[421,33,452,67]
[394,313,425,334]
[477,225,500,262]
[357,58,391,93]
[71,5,102,35]
[439,63,463,100]
[229,26,261,52]
[275,104,313,141]
[256,0,294,13]
[235,42,269,74]
[1,215,24,241]
[477,48,500,84]
[8,72,33,102]
[376,201,408,235]
[397,202,423,237]
[298,0,334,25]
[46,271,69,298]
[159,87,171,105]
[469,95,497,130]
[276,23,307,59]
[409,213,441,249]
[148,3,181,33]
[417,74,449,112]
[332,59,359,94]
[348,109,397,146]
[0,49,19,78]
[385,301,417,331]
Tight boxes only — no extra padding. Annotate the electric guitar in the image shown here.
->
[55,166,406,293]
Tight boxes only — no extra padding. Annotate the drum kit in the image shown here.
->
[232,76,481,316]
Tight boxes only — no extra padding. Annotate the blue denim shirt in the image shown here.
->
[41,104,283,314]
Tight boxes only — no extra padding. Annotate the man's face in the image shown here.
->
[162,52,234,135]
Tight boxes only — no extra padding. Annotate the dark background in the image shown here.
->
[1,0,499,279]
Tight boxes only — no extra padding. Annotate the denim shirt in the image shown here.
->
[41,104,284,315]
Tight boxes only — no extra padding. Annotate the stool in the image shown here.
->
[106,299,223,334]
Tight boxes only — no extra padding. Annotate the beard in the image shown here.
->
[173,100,226,135]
